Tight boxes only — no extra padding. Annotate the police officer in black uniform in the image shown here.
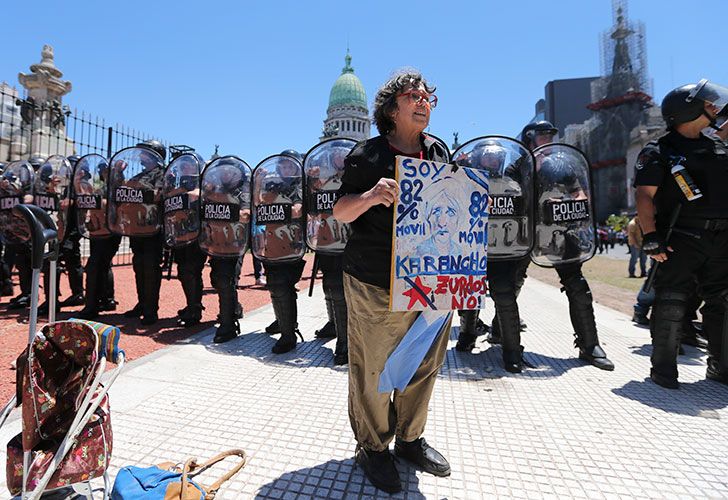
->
[124,140,166,325]
[0,161,14,297]
[6,157,43,310]
[261,150,306,354]
[38,155,85,313]
[635,80,728,388]
[521,121,613,371]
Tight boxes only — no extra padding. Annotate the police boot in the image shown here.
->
[178,277,205,327]
[706,358,728,386]
[487,314,502,345]
[632,310,650,326]
[681,320,708,349]
[650,291,687,389]
[265,319,280,334]
[7,294,29,310]
[455,310,479,352]
[213,321,240,344]
[315,296,337,339]
[1,279,13,296]
[271,290,302,354]
[332,298,349,365]
[562,277,614,371]
[497,306,523,373]
[178,305,204,327]
[60,293,84,308]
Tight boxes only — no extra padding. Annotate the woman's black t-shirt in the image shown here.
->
[336,134,449,289]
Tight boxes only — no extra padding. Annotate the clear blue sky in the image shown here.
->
[1,0,723,164]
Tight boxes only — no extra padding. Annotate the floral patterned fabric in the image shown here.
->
[7,321,112,496]
[6,394,112,496]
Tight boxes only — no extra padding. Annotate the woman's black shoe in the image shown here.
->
[394,437,451,477]
[354,446,401,494]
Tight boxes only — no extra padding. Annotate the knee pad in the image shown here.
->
[654,291,689,322]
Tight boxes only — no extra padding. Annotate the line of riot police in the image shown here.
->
[0,138,357,364]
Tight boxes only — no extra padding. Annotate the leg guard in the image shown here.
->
[702,290,728,381]
[266,261,303,354]
[211,256,242,328]
[557,264,614,370]
[650,290,689,383]
[490,277,522,372]
[456,310,479,352]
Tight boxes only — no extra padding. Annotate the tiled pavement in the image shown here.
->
[2,277,728,499]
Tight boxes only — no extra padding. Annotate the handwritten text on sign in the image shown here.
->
[390,156,489,311]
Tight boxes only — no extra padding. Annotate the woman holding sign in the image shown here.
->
[333,71,451,494]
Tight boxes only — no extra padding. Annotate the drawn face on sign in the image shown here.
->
[426,190,459,249]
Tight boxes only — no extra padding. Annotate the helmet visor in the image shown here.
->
[688,79,728,115]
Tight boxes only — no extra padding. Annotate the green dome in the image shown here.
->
[328,52,367,110]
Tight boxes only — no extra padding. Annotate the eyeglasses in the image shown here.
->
[400,90,438,109]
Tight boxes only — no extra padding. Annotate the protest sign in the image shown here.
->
[389,156,489,311]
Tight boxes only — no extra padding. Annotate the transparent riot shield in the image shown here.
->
[34,155,73,241]
[0,160,34,244]
[530,143,596,267]
[303,138,355,254]
[162,153,203,248]
[107,146,164,237]
[251,154,305,263]
[73,154,111,239]
[198,156,252,257]
[453,136,535,261]
[426,133,452,162]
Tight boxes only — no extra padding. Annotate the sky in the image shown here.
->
[1,0,724,164]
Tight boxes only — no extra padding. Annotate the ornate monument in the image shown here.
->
[10,45,75,160]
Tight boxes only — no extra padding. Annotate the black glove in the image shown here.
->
[642,231,666,255]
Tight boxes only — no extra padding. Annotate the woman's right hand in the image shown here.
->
[365,178,398,208]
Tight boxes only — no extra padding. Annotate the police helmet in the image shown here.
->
[137,140,167,162]
[280,149,304,163]
[521,121,558,149]
[67,155,81,166]
[28,155,47,171]
[662,80,728,129]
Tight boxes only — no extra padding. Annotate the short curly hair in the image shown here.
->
[372,70,436,136]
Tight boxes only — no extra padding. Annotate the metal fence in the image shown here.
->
[1,83,168,266]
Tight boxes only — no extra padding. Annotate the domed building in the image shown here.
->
[320,50,370,142]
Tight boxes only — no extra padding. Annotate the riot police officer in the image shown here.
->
[452,138,534,373]
[521,121,614,371]
[198,155,251,343]
[0,161,14,297]
[635,79,728,388]
[163,149,207,327]
[121,140,166,325]
[254,150,306,354]
[76,154,121,319]
[3,160,35,310]
[37,155,84,313]
[304,140,356,365]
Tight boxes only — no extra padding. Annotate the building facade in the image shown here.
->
[320,51,370,142]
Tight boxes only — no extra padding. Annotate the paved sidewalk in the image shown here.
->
[2,278,728,499]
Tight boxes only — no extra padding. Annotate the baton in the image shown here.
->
[644,204,681,294]
[308,253,319,297]
[163,248,174,281]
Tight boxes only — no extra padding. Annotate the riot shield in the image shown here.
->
[303,138,355,254]
[530,143,596,267]
[426,133,452,162]
[453,136,535,261]
[162,153,203,248]
[251,154,305,263]
[34,155,73,241]
[198,156,252,257]
[73,154,112,239]
[107,146,164,237]
[0,161,34,244]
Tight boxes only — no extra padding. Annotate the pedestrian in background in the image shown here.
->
[627,214,647,277]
